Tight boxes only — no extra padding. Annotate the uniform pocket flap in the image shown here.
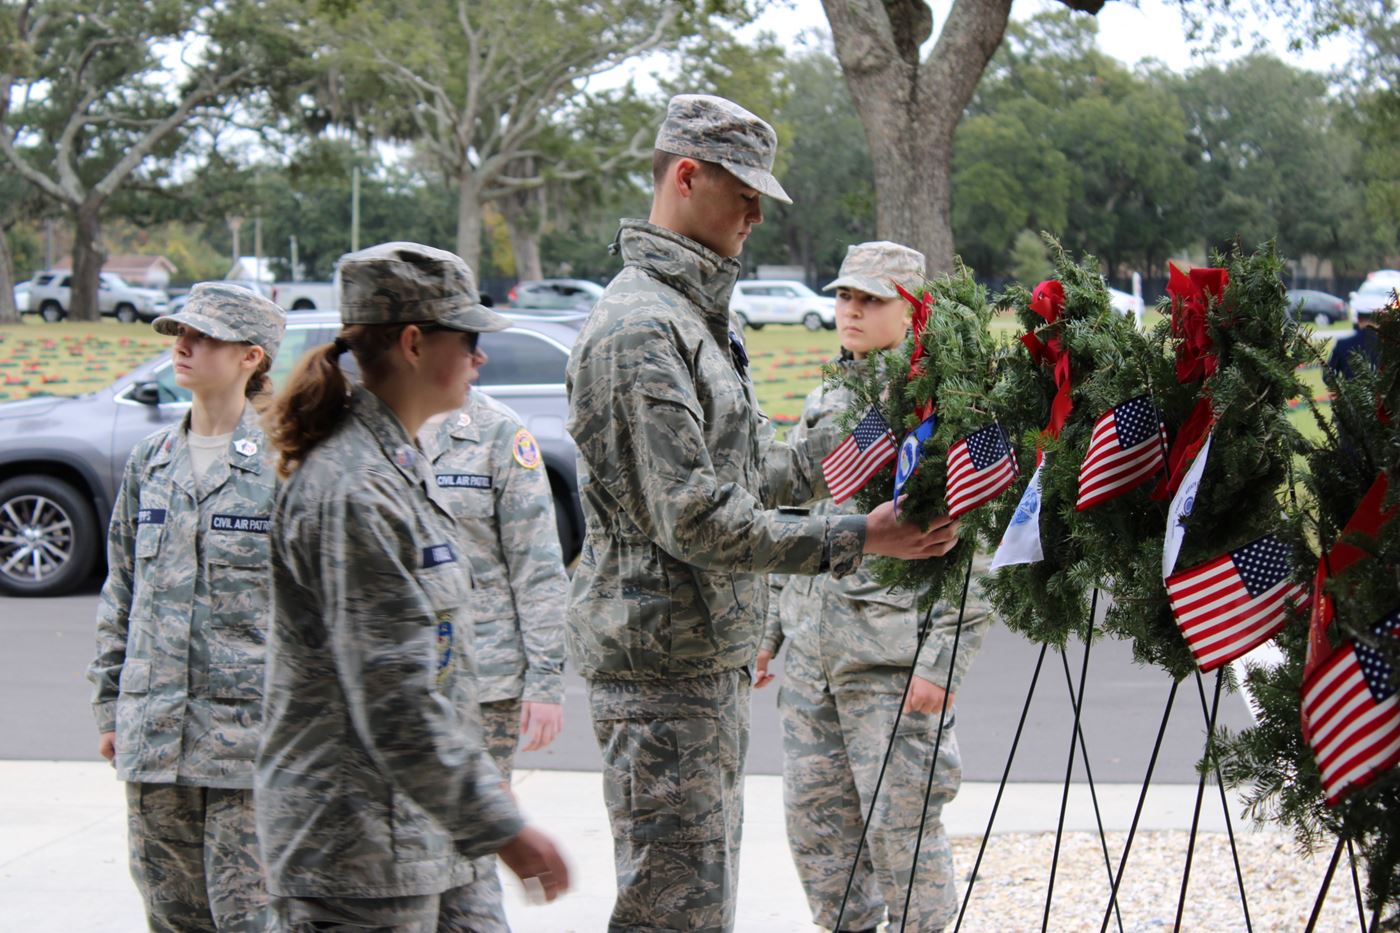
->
[119,659,151,693]
[206,530,272,569]
[208,663,265,700]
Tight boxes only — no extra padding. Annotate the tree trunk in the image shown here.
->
[455,169,484,274]
[863,108,954,273]
[70,204,106,323]
[823,0,1014,275]
[499,159,546,281]
[502,202,544,281]
[0,226,18,324]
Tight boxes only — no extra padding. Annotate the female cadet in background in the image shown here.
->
[420,332,569,920]
[257,241,567,933]
[423,360,568,780]
[88,282,287,932]
[754,242,992,933]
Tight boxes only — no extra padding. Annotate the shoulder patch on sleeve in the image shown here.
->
[512,428,542,469]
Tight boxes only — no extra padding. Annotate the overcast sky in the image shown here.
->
[742,0,1355,73]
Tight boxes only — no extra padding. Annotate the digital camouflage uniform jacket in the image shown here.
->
[565,220,866,682]
[256,386,522,899]
[89,403,275,789]
[424,390,567,705]
[763,364,991,694]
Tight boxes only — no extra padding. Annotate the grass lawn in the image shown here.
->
[0,315,1348,446]
[0,318,167,403]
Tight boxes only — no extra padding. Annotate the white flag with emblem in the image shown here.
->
[991,456,1045,569]
[1162,432,1213,579]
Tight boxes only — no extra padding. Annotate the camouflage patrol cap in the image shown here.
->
[823,241,927,300]
[654,94,792,204]
[338,241,511,333]
[153,282,287,359]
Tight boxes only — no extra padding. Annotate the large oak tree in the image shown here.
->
[0,0,307,320]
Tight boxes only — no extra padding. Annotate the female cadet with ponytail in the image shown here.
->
[88,283,287,932]
[256,241,568,932]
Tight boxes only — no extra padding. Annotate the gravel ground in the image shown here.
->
[951,830,1373,933]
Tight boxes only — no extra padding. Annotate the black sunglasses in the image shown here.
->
[416,324,478,354]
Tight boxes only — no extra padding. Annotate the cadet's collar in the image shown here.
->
[447,392,483,442]
[350,384,425,484]
[148,425,177,468]
[616,219,740,325]
[227,403,264,474]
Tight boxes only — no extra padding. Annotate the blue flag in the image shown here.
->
[893,415,937,515]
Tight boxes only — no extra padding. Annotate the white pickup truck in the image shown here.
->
[271,280,337,311]
[27,270,169,323]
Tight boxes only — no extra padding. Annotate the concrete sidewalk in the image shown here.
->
[1,761,1256,932]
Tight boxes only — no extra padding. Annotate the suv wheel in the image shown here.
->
[292,299,315,311]
[1314,312,1332,328]
[803,311,823,331]
[0,476,99,596]
[115,303,138,324]
[39,300,64,323]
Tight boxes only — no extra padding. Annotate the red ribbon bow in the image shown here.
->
[1168,264,1227,385]
[1153,264,1229,498]
[1021,280,1072,439]
[895,283,936,422]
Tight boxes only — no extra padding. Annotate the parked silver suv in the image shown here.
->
[0,310,583,596]
[27,271,170,323]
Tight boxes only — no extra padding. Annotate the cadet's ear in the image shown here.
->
[673,158,700,200]
[398,324,425,366]
[241,344,265,372]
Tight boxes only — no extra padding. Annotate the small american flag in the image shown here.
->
[823,407,898,503]
[945,423,1017,518]
[1303,610,1400,804]
[1076,394,1167,510]
[1166,534,1305,672]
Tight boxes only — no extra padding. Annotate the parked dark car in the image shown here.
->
[1286,289,1349,327]
[0,310,583,596]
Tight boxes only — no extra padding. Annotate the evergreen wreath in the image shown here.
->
[830,260,1006,610]
[979,239,1169,650]
[980,242,1310,676]
[1218,297,1400,925]
[1095,242,1314,678]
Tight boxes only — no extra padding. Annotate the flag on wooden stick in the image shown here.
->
[823,407,898,503]
[945,423,1017,518]
[1076,394,1167,510]
[1166,534,1305,672]
[1302,609,1400,805]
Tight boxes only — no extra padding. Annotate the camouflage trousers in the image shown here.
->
[462,697,524,928]
[270,882,508,932]
[778,675,962,933]
[588,671,750,932]
[125,782,270,933]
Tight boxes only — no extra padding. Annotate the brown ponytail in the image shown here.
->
[244,353,274,410]
[265,324,409,478]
